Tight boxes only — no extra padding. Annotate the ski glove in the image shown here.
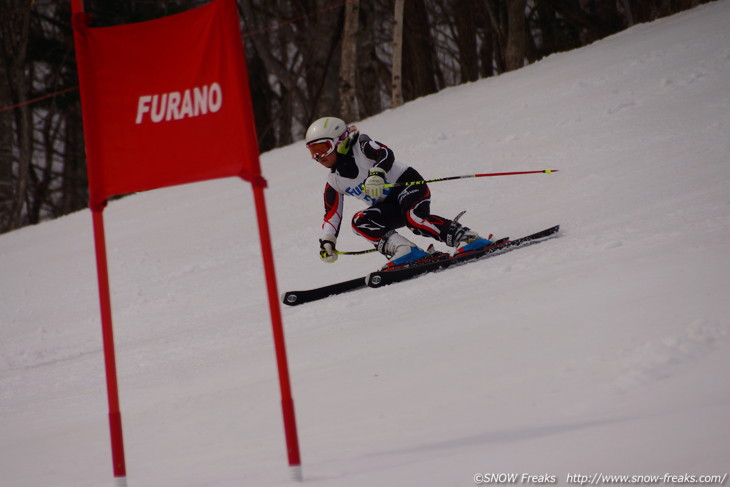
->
[363,167,386,199]
[319,237,338,263]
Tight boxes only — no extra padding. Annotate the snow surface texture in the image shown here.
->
[2,2,730,486]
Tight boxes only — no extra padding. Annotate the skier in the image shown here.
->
[305,116,493,269]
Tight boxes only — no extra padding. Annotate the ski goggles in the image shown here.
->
[307,139,336,161]
[307,129,350,161]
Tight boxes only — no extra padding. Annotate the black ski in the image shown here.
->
[281,250,451,306]
[366,225,560,288]
[281,225,559,305]
[282,276,366,306]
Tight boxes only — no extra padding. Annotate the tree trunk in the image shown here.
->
[356,1,385,119]
[1,0,33,229]
[402,0,441,99]
[339,0,359,122]
[453,0,479,83]
[0,92,13,232]
[504,0,527,71]
[391,0,405,107]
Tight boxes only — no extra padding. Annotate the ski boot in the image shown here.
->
[445,211,493,254]
[378,231,430,270]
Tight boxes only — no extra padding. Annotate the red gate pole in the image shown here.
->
[91,205,128,486]
[71,0,127,482]
[250,177,302,480]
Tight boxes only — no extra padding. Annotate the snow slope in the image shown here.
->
[2,2,730,486]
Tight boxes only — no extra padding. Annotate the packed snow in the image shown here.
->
[2,2,730,486]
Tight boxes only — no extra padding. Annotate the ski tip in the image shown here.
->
[542,225,560,238]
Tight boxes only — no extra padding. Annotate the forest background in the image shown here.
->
[0,0,709,233]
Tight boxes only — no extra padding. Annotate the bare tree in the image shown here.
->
[0,0,33,230]
[339,0,359,122]
[402,0,442,100]
[391,0,405,107]
[356,0,391,118]
[0,62,13,228]
[505,0,527,71]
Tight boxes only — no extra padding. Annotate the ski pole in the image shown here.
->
[319,247,376,259]
[384,169,557,188]
[334,248,377,255]
[341,170,557,256]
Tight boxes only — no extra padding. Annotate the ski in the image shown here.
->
[281,250,451,306]
[366,225,560,288]
[282,276,366,306]
[282,225,559,305]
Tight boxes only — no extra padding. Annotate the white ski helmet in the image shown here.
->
[305,117,348,161]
